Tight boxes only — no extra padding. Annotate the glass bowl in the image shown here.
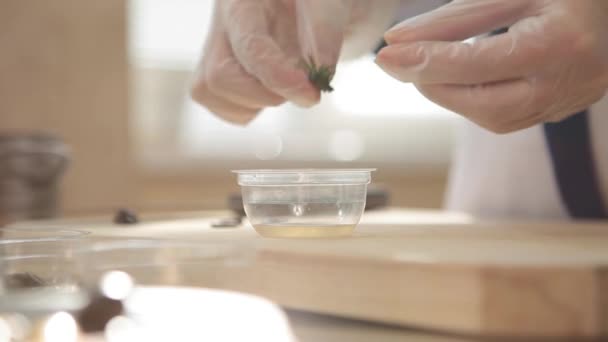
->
[0,228,90,327]
[0,236,256,340]
[234,169,374,238]
[0,228,89,290]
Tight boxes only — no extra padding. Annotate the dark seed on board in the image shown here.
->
[113,208,139,224]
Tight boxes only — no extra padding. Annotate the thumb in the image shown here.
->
[295,0,351,68]
[384,0,534,44]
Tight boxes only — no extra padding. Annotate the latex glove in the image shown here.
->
[191,0,397,125]
[377,0,608,133]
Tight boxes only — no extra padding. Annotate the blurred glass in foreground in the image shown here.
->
[0,231,295,341]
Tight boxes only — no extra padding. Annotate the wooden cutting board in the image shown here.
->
[8,209,608,339]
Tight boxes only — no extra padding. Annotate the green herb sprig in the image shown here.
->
[301,57,335,93]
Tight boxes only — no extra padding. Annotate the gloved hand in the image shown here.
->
[376,0,608,133]
[192,0,397,125]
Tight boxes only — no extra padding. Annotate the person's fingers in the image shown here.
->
[384,0,534,44]
[202,30,286,108]
[190,12,266,125]
[206,58,286,108]
[221,0,320,107]
[190,82,259,125]
[295,0,349,67]
[415,79,540,133]
[376,22,550,85]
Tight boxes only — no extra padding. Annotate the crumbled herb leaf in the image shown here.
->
[302,56,335,93]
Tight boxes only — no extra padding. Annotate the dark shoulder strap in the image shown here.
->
[544,111,607,218]
[493,28,606,218]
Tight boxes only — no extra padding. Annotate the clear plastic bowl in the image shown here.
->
[233,169,375,238]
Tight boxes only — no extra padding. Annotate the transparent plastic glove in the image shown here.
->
[191,0,396,125]
[377,0,608,133]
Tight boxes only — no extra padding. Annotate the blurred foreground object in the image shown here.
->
[0,133,69,226]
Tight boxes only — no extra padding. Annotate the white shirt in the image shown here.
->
[444,95,608,219]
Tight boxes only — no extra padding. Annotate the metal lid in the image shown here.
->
[233,169,375,186]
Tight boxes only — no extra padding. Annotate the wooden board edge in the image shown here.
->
[224,249,487,334]
[240,251,608,339]
[479,265,602,338]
